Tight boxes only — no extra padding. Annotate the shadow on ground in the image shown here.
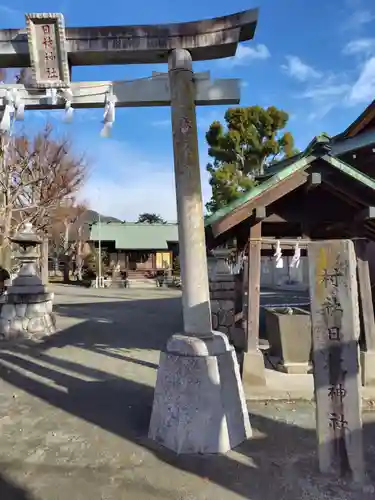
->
[51,296,182,352]
[0,296,374,499]
[0,473,36,500]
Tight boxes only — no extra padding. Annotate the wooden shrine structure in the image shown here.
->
[205,107,375,386]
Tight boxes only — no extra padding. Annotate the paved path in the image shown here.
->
[0,285,374,500]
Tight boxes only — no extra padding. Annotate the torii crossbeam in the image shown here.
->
[0,9,258,67]
[0,74,240,110]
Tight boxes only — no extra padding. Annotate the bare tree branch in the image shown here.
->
[0,124,88,253]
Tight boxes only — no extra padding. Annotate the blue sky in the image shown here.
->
[1,0,375,220]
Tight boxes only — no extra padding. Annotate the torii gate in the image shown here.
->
[0,9,259,454]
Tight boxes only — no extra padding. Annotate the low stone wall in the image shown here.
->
[0,292,56,341]
[210,279,235,333]
[209,274,245,350]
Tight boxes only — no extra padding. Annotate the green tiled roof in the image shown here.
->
[89,223,178,250]
[204,154,315,227]
[204,133,375,229]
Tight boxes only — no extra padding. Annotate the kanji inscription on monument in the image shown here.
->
[308,240,365,483]
[26,13,70,88]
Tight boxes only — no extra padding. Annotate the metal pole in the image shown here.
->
[98,211,102,287]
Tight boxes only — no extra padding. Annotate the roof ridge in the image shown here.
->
[91,221,178,226]
[204,154,315,227]
[204,134,339,228]
[323,153,375,189]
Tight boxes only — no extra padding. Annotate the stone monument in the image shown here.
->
[111,263,125,288]
[309,240,365,483]
[0,223,55,341]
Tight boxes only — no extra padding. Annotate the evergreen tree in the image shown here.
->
[205,106,298,213]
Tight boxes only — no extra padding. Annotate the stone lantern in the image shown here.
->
[208,247,245,355]
[0,223,55,340]
[208,247,233,277]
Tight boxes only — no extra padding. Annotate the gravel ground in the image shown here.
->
[0,284,373,500]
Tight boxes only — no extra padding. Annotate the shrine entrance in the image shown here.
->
[0,9,260,455]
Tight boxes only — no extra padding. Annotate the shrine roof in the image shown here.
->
[253,118,375,183]
[336,100,375,139]
[204,136,375,239]
[0,9,259,67]
[89,222,178,250]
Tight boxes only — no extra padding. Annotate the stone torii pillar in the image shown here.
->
[148,49,252,454]
[168,48,212,335]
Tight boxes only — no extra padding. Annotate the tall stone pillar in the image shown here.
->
[148,49,251,454]
[167,48,212,335]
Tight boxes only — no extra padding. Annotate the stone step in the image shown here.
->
[128,279,156,288]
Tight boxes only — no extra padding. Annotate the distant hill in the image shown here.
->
[70,210,121,241]
[78,209,121,225]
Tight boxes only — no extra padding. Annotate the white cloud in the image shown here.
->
[295,72,352,121]
[299,83,351,100]
[351,9,374,25]
[307,104,337,122]
[222,43,270,68]
[342,40,375,104]
[0,5,24,27]
[281,56,322,82]
[0,5,21,17]
[78,139,211,221]
[343,38,375,56]
[348,57,375,104]
[342,9,374,31]
[290,39,371,118]
[340,0,374,31]
[295,56,375,117]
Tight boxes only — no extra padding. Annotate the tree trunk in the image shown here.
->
[0,244,11,271]
[41,236,49,285]
[63,222,70,253]
[62,221,70,283]
[53,256,59,276]
[1,211,13,271]
[76,225,84,281]
[76,255,83,281]
[63,258,70,283]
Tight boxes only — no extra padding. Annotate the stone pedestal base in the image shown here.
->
[148,331,252,454]
[277,361,312,374]
[242,349,266,386]
[0,292,56,341]
[360,350,375,386]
